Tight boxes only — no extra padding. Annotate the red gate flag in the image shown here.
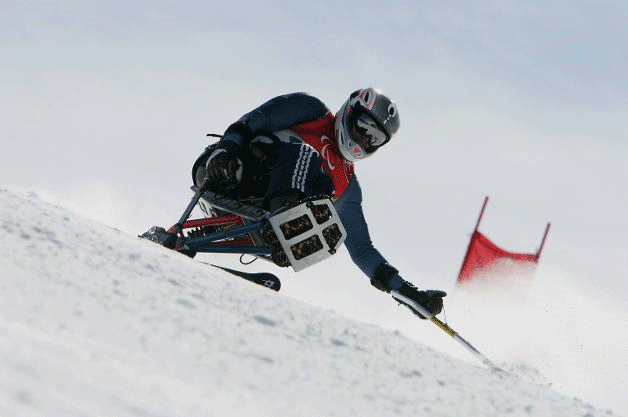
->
[458,231,538,283]
[457,197,550,284]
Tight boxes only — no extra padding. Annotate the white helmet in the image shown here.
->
[334,88,400,161]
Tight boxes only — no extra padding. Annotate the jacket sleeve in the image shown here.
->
[334,176,394,281]
[220,93,330,149]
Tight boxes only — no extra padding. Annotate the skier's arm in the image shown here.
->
[203,93,330,189]
[220,93,330,150]
[334,177,447,318]
[334,177,404,289]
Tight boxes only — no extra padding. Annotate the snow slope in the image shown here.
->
[0,188,618,417]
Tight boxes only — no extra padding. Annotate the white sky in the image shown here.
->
[1,0,627,317]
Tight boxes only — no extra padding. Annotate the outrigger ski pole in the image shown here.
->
[391,290,502,372]
[428,316,502,371]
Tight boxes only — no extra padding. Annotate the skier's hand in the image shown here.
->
[392,283,447,319]
[423,290,447,317]
[204,147,242,191]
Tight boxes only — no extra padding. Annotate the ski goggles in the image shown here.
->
[349,112,389,153]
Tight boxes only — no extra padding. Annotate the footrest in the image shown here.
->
[267,197,346,272]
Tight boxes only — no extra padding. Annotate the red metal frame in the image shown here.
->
[182,214,243,229]
[169,213,255,247]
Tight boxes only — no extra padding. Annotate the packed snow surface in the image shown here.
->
[0,188,620,416]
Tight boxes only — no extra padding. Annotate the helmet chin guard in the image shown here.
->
[335,88,400,162]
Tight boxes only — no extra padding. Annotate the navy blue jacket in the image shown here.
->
[219,93,400,286]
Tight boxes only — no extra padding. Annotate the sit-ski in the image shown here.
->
[140,187,346,277]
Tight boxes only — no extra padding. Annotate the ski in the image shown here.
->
[205,263,281,291]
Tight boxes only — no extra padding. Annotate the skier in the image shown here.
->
[194,88,446,319]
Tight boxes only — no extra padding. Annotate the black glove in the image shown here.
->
[422,290,447,317]
[203,146,243,191]
[392,282,447,319]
